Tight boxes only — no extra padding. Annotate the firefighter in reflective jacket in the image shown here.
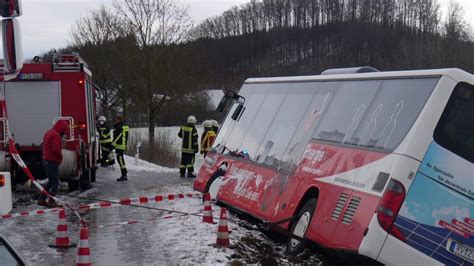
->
[210,119,219,134]
[112,115,129,181]
[98,116,114,166]
[178,115,198,178]
[201,120,216,158]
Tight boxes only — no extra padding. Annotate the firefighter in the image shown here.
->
[178,115,198,178]
[38,120,68,208]
[97,116,114,167]
[201,120,216,158]
[112,115,129,182]
[210,119,219,133]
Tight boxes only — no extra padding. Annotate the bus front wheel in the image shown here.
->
[286,198,317,255]
[205,168,226,200]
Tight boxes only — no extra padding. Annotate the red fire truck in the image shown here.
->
[0,54,98,191]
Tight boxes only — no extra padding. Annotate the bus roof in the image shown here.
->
[245,68,474,85]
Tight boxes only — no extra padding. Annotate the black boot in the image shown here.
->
[116,176,128,182]
[180,168,186,178]
[187,167,196,178]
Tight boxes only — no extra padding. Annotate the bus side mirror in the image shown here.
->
[216,91,238,112]
[0,0,22,17]
[2,18,23,79]
[231,104,245,121]
[216,96,229,112]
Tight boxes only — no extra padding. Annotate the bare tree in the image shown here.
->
[113,0,193,160]
[70,6,130,120]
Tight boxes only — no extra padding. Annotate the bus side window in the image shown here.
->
[255,92,313,166]
[434,82,474,163]
[352,78,438,151]
[312,80,381,144]
[283,82,338,164]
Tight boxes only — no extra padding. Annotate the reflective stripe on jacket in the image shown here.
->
[112,122,129,150]
[98,126,112,144]
[178,124,198,153]
[201,129,216,152]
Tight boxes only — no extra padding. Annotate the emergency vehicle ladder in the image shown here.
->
[52,54,87,72]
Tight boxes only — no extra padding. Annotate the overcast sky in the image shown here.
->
[11,0,474,58]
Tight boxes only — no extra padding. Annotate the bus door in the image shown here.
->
[387,82,474,265]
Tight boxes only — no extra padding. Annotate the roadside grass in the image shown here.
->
[127,128,180,168]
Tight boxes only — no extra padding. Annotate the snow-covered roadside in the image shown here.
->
[4,156,322,265]
[124,155,178,174]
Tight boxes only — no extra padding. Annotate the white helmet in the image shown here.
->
[187,115,197,124]
[203,120,212,128]
[98,116,106,122]
[210,120,218,127]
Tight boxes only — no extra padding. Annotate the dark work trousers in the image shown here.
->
[40,160,60,200]
[100,143,112,164]
[179,152,195,177]
[116,149,127,177]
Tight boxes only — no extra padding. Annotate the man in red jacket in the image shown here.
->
[37,120,68,208]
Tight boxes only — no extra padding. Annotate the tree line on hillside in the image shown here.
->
[190,0,473,86]
[41,0,473,161]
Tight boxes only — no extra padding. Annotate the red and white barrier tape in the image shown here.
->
[0,193,202,220]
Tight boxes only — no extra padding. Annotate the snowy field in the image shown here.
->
[3,156,323,265]
[130,126,207,170]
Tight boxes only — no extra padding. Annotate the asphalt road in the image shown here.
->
[2,166,197,265]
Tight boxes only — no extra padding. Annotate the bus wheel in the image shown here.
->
[286,198,317,255]
[205,168,226,200]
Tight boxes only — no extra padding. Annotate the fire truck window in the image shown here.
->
[434,82,474,163]
[313,80,381,144]
[222,84,267,153]
[256,88,313,166]
[352,78,438,151]
[238,86,287,159]
[283,82,339,164]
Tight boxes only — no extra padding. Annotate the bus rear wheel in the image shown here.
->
[286,198,317,255]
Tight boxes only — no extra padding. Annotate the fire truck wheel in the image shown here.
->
[80,169,92,190]
[286,198,317,255]
[91,168,96,183]
[68,180,80,191]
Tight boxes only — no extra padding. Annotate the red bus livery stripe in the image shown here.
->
[439,220,470,238]
[452,219,474,235]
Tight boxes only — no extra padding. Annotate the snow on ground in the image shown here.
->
[124,155,177,174]
[5,155,323,265]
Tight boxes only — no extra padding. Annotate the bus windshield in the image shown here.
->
[434,82,474,163]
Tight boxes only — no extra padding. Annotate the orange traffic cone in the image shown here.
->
[202,193,215,224]
[216,207,230,247]
[76,227,92,266]
[49,209,76,248]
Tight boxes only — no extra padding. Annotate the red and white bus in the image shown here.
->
[0,54,98,191]
[194,67,473,265]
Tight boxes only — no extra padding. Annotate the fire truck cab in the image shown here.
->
[0,54,98,191]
